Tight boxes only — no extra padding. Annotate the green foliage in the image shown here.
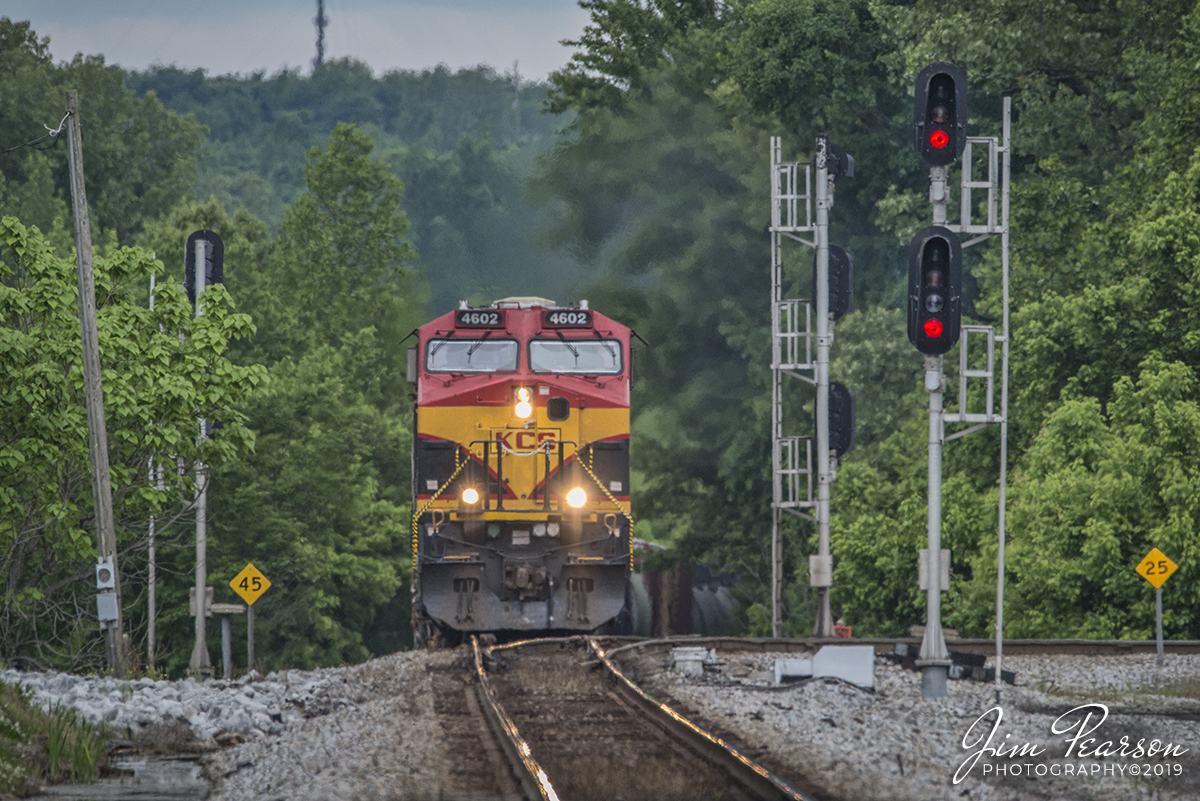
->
[267,124,422,365]
[546,0,719,113]
[541,0,1200,641]
[0,681,107,795]
[0,18,204,243]
[10,0,1200,662]
[0,216,262,670]
[175,124,424,673]
[955,361,1200,639]
[128,60,577,314]
[206,337,410,669]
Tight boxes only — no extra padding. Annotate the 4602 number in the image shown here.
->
[456,311,503,327]
[544,310,592,327]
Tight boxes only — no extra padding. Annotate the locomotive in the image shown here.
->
[409,297,633,646]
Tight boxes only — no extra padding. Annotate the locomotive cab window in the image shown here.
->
[425,338,518,373]
[529,339,622,374]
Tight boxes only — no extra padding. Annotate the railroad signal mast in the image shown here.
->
[908,63,1012,700]
[768,134,856,638]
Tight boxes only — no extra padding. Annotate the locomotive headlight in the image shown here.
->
[567,487,587,508]
[515,387,533,419]
[461,488,479,505]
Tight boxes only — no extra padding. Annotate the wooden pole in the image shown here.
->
[65,90,125,676]
[189,237,213,678]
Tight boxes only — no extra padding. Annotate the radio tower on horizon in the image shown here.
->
[313,0,328,70]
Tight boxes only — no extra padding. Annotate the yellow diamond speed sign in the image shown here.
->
[1135,548,1177,589]
[231,563,271,605]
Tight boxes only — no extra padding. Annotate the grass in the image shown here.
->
[1041,679,1200,703]
[0,680,108,798]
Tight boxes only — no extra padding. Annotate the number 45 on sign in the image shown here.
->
[231,563,271,605]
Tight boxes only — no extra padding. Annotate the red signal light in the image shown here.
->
[924,319,944,338]
[929,129,949,149]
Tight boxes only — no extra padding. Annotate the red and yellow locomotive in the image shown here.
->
[410,298,632,645]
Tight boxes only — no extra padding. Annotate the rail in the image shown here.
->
[589,637,814,801]
[470,636,560,801]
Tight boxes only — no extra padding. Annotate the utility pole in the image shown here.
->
[185,230,222,677]
[189,235,213,678]
[65,90,126,676]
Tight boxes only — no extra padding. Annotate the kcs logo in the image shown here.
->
[492,429,558,452]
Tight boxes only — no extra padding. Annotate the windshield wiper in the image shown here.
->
[466,330,492,361]
[556,331,579,359]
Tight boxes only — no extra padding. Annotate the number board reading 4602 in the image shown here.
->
[543,310,592,327]
[1135,548,1178,589]
[231,563,271,605]
[455,310,504,327]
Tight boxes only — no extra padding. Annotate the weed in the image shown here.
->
[1043,680,1200,703]
[0,681,107,795]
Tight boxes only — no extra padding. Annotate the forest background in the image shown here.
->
[4,0,1200,676]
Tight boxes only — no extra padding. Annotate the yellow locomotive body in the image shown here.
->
[410,298,632,644]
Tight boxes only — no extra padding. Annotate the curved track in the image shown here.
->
[469,636,816,801]
[458,635,1187,799]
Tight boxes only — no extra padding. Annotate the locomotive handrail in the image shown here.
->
[467,438,580,511]
[410,445,470,578]
[577,448,634,528]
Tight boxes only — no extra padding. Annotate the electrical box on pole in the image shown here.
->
[907,226,962,355]
[914,62,968,167]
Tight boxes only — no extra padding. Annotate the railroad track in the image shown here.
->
[591,636,1200,657]
[458,634,1189,799]
[469,636,818,801]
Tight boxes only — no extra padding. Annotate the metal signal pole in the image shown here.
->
[66,90,126,676]
[812,136,834,638]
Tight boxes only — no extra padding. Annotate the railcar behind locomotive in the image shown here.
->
[410,297,633,646]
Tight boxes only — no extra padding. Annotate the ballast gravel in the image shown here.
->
[6,646,1200,800]
[633,649,1200,801]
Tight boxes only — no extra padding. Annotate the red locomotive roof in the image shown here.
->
[415,302,631,409]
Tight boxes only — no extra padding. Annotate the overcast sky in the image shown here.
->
[7,0,590,81]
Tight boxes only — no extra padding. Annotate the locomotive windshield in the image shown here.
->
[529,339,622,374]
[426,338,518,372]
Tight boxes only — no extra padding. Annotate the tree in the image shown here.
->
[265,123,425,381]
[953,360,1200,639]
[0,18,205,243]
[204,336,411,669]
[0,216,262,670]
[179,125,426,671]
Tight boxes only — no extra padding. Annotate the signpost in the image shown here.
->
[231,564,271,672]
[1135,548,1178,667]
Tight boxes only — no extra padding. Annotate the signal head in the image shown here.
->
[907,226,963,355]
[913,62,968,167]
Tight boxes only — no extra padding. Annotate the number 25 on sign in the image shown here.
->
[1135,548,1178,589]
[231,563,271,605]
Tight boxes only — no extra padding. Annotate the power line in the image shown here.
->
[0,112,69,156]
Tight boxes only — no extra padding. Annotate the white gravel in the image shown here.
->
[633,648,1200,801]
[8,645,1200,800]
[202,650,466,801]
[2,663,360,747]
